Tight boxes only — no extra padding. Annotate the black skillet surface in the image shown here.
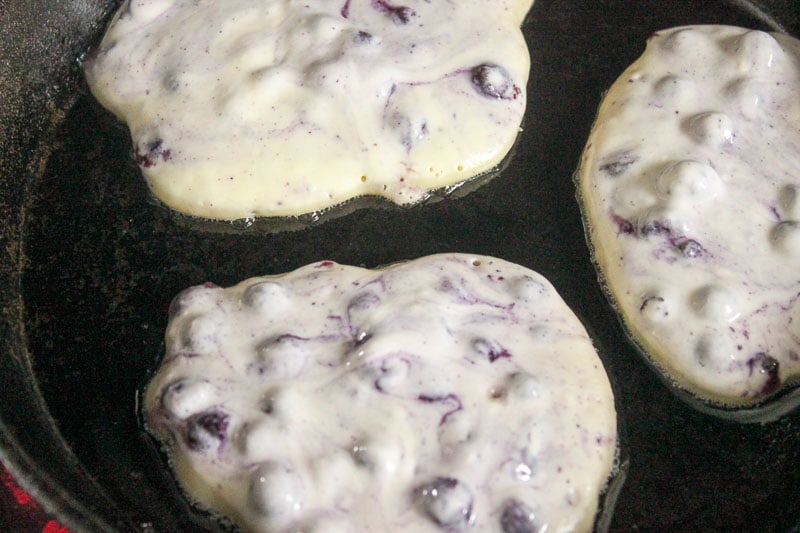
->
[2,1,800,531]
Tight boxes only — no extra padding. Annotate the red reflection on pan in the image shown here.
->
[1,464,71,533]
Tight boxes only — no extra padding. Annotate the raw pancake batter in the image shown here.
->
[578,25,800,407]
[144,254,618,532]
[85,0,533,220]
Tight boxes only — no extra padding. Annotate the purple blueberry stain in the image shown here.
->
[613,210,707,260]
[438,277,514,311]
[471,64,520,100]
[639,217,672,237]
[371,0,416,24]
[747,352,781,396]
[500,499,539,533]
[185,409,229,452]
[135,138,172,168]
[353,30,374,44]
[389,6,415,24]
[472,337,511,363]
[610,213,635,235]
[418,393,463,426]
[769,204,781,221]
[340,0,351,18]
[278,333,309,344]
[439,277,477,304]
[779,290,800,312]
[631,211,708,259]
[415,477,475,529]
[599,151,639,177]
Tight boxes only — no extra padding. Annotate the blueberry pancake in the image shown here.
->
[143,254,618,532]
[578,25,800,408]
[85,0,534,220]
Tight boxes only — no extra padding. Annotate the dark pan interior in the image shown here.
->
[2,1,800,531]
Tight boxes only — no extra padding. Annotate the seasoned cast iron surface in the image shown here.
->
[6,0,800,531]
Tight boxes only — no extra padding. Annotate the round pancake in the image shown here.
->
[143,254,618,532]
[85,0,533,220]
[578,25,800,408]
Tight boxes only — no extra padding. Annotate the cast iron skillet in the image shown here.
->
[2,1,800,531]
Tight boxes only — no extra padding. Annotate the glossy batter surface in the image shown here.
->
[143,254,617,532]
[85,0,533,220]
[579,25,800,406]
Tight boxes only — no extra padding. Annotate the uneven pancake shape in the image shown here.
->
[143,254,617,532]
[84,0,533,220]
[578,25,800,408]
